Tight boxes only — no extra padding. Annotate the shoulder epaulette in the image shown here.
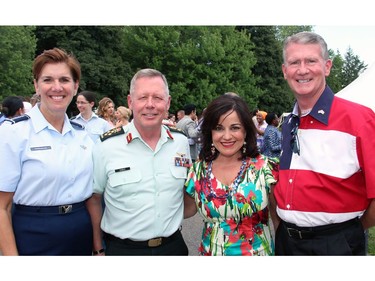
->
[166,126,186,136]
[7,114,30,124]
[100,126,125,142]
[70,120,85,130]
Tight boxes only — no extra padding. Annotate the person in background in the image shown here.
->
[195,107,206,159]
[162,111,176,127]
[0,96,25,125]
[176,109,185,123]
[0,47,95,255]
[272,31,375,255]
[30,93,41,107]
[97,97,116,128]
[115,106,132,127]
[88,68,190,256]
[255,110,268,150]
[251,108,259,128]
[176,103,200,162]
[260,112,282,158]
[71,90,112,143]
[168,113,176,124]
[184,94,278,256]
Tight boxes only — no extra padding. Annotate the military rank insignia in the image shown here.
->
[100,126,125,142]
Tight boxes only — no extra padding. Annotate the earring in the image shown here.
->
[242,141,247,154]
[211,143,216,156]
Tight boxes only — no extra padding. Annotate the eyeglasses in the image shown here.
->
[76,101,89,105]
[290,123,300,155]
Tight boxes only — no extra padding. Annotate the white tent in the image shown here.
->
[336,62,375,111]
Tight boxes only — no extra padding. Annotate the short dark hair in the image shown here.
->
[77,90,96,105]
[184,104,196,115]
[265,112,277,125]
[1,96,24,118]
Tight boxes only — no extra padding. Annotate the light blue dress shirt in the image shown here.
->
[0,105,94,206]
[71,112,113,143]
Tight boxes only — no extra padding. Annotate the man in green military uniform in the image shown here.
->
[88,68,191,256]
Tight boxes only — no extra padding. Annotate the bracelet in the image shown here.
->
[92,248,105,255]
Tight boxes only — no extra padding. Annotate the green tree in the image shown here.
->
[0,26,36,101]
[35,26,132,115]
[238,26,294,115]
[342,47,367,88]
[121,26,260,114]
[326,49,344,93]
[275,26,313,42]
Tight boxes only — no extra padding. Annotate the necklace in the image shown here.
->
[205,158,247,199]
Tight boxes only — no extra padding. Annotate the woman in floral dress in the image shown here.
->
[184,95,278,256]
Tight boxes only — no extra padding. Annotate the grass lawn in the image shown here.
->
[368,227,375,255]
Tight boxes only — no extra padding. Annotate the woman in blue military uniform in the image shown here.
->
[0,48,95,255]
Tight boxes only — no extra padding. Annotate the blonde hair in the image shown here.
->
[117,106,132,120]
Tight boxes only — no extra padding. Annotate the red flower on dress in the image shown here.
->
[234,192,246,203]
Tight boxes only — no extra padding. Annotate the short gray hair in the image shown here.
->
[283,31,329,63]
[129,68,169,96]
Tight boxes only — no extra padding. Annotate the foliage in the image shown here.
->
[35,26,132,116]
[326,47,367,94]
[275,26,313,42]
[326,49,345,93]
[239,26,294,115]
[0,26,36,101]
[342,47,367,88]
[0,26,368,117]
[368,227,375,255]
[121,26,260,115]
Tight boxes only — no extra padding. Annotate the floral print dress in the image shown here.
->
[185,155,278,256]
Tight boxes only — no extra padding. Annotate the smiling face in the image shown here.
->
[128,76,170,133]
[34,62,78,118]
[282,42,332,101]
[212,110,246,159]
[76,94,93,115]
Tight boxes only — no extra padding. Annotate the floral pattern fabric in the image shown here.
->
[185,155,278,256]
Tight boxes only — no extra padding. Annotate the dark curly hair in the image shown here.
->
[199,94,259,162]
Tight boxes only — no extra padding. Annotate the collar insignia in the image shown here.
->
[126,132,133,143]
[166,129,174,139]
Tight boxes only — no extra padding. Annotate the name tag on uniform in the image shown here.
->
[115,167,130,172]
[30,146,52,151]
[174,156,191,167]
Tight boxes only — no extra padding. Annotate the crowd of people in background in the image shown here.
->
[0,31,374,257]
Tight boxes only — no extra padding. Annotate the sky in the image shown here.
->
[313,26,375,66]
